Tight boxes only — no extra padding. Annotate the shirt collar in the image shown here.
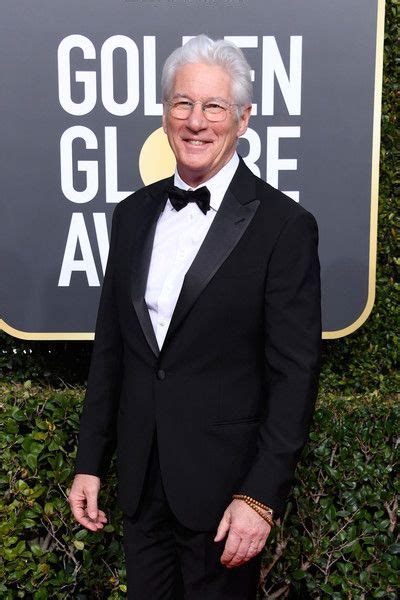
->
[173,152,239,212]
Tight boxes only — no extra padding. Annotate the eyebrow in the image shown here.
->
[171,93,230,103]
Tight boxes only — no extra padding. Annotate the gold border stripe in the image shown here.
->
[323,0,384,339]
[0,319,94,341]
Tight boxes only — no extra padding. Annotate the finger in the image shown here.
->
[220,529,241,564]
[85,490,99,521]
[69,493,104,531]
[257,526,271,554]
[214,510,231,542]
[71,503,102,532]
[83,515,104,531]
[97,510,108,523]
[256,539,266,554]
[224,537,251,568]
[243,539,260,562]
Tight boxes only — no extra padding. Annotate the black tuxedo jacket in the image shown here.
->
[75,158,322,531]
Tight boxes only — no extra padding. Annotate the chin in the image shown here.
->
[180,159,209,175]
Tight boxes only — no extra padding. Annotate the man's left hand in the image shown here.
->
[214,499,272,568]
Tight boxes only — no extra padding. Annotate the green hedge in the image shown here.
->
[318,0,399,396]
[1,382,398,598]
[0,0,398,395]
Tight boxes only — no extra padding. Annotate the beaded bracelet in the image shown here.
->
[232,494,274,527]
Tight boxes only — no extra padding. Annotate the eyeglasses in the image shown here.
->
[166,98,239,122]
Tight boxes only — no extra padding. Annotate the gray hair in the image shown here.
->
[161,35,253,116]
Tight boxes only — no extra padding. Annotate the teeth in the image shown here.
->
[186,140,206,145]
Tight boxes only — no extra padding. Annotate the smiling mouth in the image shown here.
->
[184,139,211,145]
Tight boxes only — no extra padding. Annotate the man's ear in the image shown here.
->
[237,105,252,137]
[162,112,167,134]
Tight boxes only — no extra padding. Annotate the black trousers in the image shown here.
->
[122,432,262,599]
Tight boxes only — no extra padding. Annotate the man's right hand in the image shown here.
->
[68,474,107,532]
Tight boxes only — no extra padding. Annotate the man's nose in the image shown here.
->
[186,102,208,130]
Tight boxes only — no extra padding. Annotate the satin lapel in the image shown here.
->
[130,182,172,357]
[162,161,260,351]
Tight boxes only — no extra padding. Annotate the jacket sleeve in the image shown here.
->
[237,210,322,517]
[74,202,124,479]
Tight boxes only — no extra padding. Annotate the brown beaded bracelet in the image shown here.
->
[233,494,274,515]
[233,494,274,527]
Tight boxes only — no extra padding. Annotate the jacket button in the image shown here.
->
[157,369,166,380]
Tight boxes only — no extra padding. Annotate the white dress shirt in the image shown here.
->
[145,152,240,349]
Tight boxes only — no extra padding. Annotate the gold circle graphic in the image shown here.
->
[139,127,176,185]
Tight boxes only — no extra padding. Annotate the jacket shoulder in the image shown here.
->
[113,175,173,218]
[236,158,316,224]
[254,175,316,224]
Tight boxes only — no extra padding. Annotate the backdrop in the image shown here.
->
[0,0,384,340]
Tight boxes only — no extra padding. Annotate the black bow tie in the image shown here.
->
[166,185,211,215]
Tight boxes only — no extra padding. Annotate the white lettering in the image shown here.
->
[240,127,261,177]
[143,36,163,115]
[262,36,302,116]
[57,35,96,116]
[60,126,98,203]
[58,213,100,286]
[93,213,110,275]
[104,126,133,203]
[266,126,300,200]
[101,35,139,116]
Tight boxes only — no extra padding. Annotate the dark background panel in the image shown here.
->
[0,0,380,334]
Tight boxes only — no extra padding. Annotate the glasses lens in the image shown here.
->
[204,102,227,122]
[168,100,230,121]
[170,101,192,119]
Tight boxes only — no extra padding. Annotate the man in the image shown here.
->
[69,35,321,599]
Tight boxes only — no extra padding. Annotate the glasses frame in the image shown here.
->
[165,97,240,122]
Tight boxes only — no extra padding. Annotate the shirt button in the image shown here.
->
[157,369,166,380]
[159,321,165,327]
